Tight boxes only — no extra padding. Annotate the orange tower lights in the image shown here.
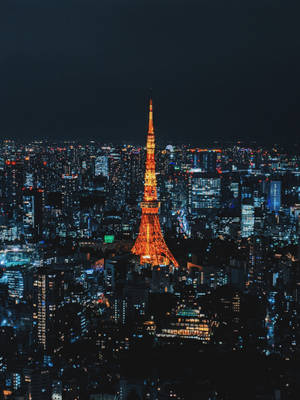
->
[131,99,178,267]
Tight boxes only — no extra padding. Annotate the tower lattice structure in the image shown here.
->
[131,99,178,267]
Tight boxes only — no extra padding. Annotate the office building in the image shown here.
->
[268,180,281,213]
[188,172,221,213]
[241,204,254,238]
[95,155,109,178]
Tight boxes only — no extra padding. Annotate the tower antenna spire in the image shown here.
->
[148,94,154,134]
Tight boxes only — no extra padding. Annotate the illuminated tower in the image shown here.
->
[268,180,281,213]
[131,99,178,267]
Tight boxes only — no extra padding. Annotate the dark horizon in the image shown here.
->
[1,1,300,144]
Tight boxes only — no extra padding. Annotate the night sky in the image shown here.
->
[1,0,300,144]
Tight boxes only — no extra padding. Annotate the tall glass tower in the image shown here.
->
[268,180,281,213]
[241,204,254,238]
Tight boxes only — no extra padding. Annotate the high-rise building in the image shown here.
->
[12,372,21,391]
[24,367,51,400]
[268,180,281,213]
[188,172,221,213]
[112,298,127,325]
[95,155,109,178]
[198,150,217,173]
[23,188,44,241]
[6,268,24,300]
[192,149,220,173]
[4,159,24,211]
[230,182,239,199]
[156,308,211,343]
[131,99,178,267]
[241,204,254,238]
[33,268,66,352]
[122,148,143,204]
[241,185,252,200]
[104,259,116,294]
[25,172,34,188]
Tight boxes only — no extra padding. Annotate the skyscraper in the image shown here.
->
[6,268,24,300]
[188,171,221,213]
[192,149,221,172]
[241,204,254,238]
[268,180,281,213]
[23,188,44,241]
[95,155,109,178]
[33,268,66,352]
[131,99,178,267]
[199,150,217,173]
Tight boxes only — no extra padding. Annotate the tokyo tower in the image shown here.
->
[131,99,179,267]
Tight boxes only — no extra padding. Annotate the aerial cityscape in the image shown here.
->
[2,1,300,400]
[0,97,299,399]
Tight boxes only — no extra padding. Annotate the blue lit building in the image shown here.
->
[268,180,281,213]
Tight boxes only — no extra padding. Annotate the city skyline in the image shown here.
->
[0,130,300,399]
[1,1,300,399]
